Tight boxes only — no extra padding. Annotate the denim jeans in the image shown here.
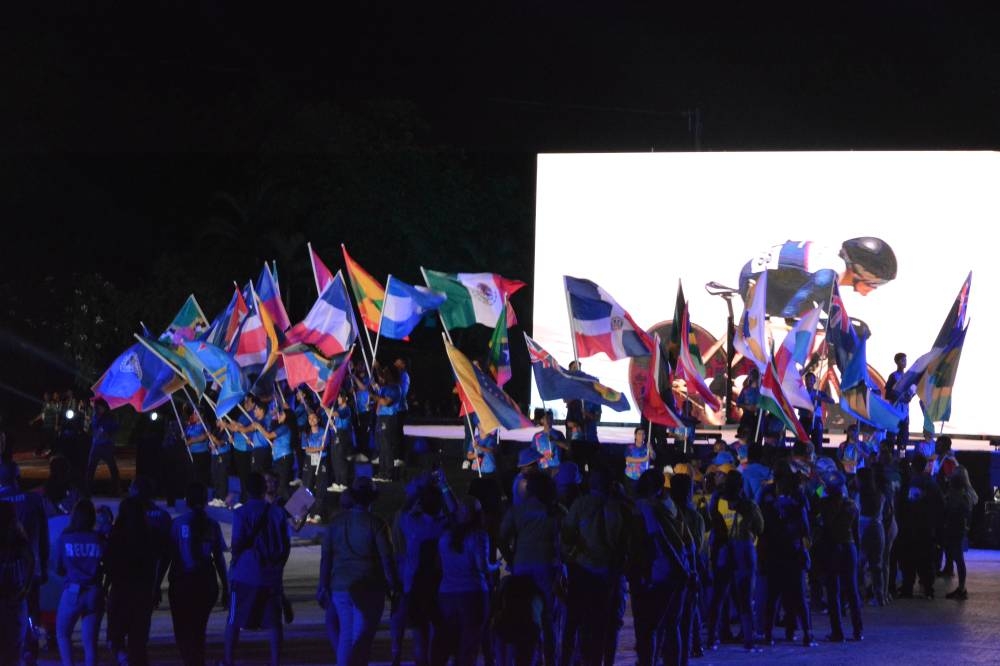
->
[333,588,385,666]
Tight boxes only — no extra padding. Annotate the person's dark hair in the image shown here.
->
[723,469,744,500]
[747,443,764,464]
[467,476,503,515]
[448,496,484,553]
[270,408,291,431]
[912,453,927,476]
[935,435,952,456]
[130,475,154,502]
[840,237,897,281]
[109,496,150,567]
[67,498,97,533]
[894,352,906,365]
[588,464,612,495]
[635,469,663,500]
[416,484,444,517]
[634,426,645,435]
[246,472,266,499]
[524,472,557,507]
[773,460,796,495]
[0,502,27,548]
[669,473,693,505]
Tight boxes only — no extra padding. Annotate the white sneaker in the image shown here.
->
[233,502,243,510]
[289,479,303,487]
[326,484,340,492]
[461,460,471,470]
[334,484,348,492]
[371,457,379,465]
[394,459,405,468]
[209,498,225,508]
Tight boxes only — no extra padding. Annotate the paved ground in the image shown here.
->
[36,493,1000,666]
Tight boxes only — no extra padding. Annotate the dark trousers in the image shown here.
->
[763,566,811,640]
[354,412,373,458]
[633,581,686,666]
[86,444,120,496]
[108,586,155,666]
[859,519,885,601]
[708,563,754,649]
[169,572,219,666]
[191,451,212,490]
[825,543,863,638]
[431,591,489,666]
[212,450,231,501]
[274,454,294,500]
[391,589,434,666]
[332,432,354,486]
[233,449,251,503]
[900,534,936,595]
[162,446,192,507]
[560,566,615,666]
[376,416,398,480]
[301,458,329,519]
[251,447,273,474]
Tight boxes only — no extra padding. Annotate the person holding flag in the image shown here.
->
[301,410,332,523]
[531,411,567,472]
[183,403,214,491]
[251,408,295,500]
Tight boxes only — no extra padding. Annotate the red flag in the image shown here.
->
[640,334,683,427]
[321,349,354,408]
[308,243,335,296]
[674,305,721,410]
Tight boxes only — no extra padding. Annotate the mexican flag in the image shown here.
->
[759,358,811,442]
[422,268,525,330]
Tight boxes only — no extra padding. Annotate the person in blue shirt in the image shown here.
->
[0,502,36,666]
[211,419,233,507]
[301,410,331,522]
[330,393,355,492]
[352,364,374,460]
[247,402,274,474]
[183,403,214,491]
[224,473,291,666]
[373,364,402,482]
[394,358,411,469]
[253,409,295,500]
[168,482,228,666]
[223,396,257,505]
[798,372,836,451]
[625,427,653,484]
[736,368,762,445]
[86,399,120,497]
[531,411,567,472]
[470,428,497,476]
[55,498,105,666]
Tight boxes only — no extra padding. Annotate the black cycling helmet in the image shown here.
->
[840,237,897,283]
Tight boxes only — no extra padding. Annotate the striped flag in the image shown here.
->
[733,272,769,372]
[759,358,811,442]
[285,272,357,356]
[774,306,821,411]
[342,244,386,333]
[444,338,532,433]
[640,334,683,427]
[674,305,721,410]
[379,276,446,340]
[423,268,524,330]
[256,263,292,332]
[488,301,512,387]
[563,276,652,360]
[308,243,336,295]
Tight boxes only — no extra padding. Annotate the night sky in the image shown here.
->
[3,1,999,420]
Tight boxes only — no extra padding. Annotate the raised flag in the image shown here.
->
[826,283,869,392]
[135,335,207,398]
[841,385,907,433]
[639,335,683,427]
[379,276,447,340]
[256,264,292,332]
[281,348,340,393]
[669,281,705,374]
[161,295,210,344]
[445,338,532,433]
[759,358,811,443]
[919,324,968,423]
[774,306,822,411]
[674,306,721,410]
[488,301,512,388]
[308,243,335,295]
[563,276,652,360]
[423,268,524,329]
[181,340,247,418]
[92,342,183,412]
[231,297,268,372]
[203,287,250,350]
[733,272,769,372]
[321,348,355,408]
[342,245,386,333]
[524,333,629,411]
[285,272,357,356]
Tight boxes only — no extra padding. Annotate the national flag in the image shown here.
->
[181,340,247,418]
[774,306,821,411]
[759,358,811,442]
[135,335,207,398]
[674,305,721,410]
[256,264,292,332]
[92,341,183,412]
[342,244,386,333]
[919,324,968,423]
[524,333,630,411]
[231,297,268,372]
[563,276,652,360]
[321,347,355,408]
[423,268,524,330]
[379,276,447,340]
[639,334,683,427]
[308,242,335,295]
[444,338,532,433]
[488,301,512,387]
[733,272,769,372]
[669,281,705,374]
[840,385,907,433]
[285,272,357,356]
[161,295,210,344]
[281,348,341,393]
[825,283,870,392]
[203,287,250,350]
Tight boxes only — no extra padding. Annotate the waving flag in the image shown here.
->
[203,287,250,350]
[92,341,183,412]
[379,275,447,340]
[161,295,210,344]
[759,358,811,442]
[231,297,267,372]
[285,272,357,356]
[826,283,870,392]
[563,276,652,360]
[135,335,207,397]
[674,305,721,410]
[182,340,247,418]
[841,385,907,433]
[488,301,512,387]
[422,268,524,330]
[308,242,335,295]
[282,349,337,392]
[670,281,705,374]
[639,335,683,427]
[256,263,292,332]
[445,338,532,433]
[733,272,769,372]
[524,333,629,411]
[321,349,355,408]
[774,306,821,410]
[342,244,386,333]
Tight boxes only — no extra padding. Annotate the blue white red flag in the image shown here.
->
[285,272,357,356]
[256,263,292,332]
[379,276,446,340]
[563,276,652,360]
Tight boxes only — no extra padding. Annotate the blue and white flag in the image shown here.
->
[379,276,446,340]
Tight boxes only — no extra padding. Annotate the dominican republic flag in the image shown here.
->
[774,306,821,411]
[445,338,532,433]
[760,358,811,443]
[564,276,652,360]
[640,334,683,427]
[379,276,447,340]
[285,272,357,357]
[256,263,292,332]
[422,268,524,329]
[733,271,769,372]
[524,333,630,411]
[308,242,335,296]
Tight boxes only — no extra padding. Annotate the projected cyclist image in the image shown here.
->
[738,237,898,318]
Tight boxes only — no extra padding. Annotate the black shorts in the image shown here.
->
[228,581,282,630]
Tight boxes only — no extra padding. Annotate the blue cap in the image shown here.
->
[518,447,543,468]
[711,451,736,468]
[815,456,839,474]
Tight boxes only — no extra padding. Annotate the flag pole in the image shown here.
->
[563,276,579,362]
[423,267,453,344]
[169,396,194,463]
[307,241,321,296]
[373,275,390,362]
[181,385,219,454]
[341,245,377,373]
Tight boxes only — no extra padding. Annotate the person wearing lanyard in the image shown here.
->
[55,498,106,666]
[209,419,233,508]
[531,411,567,473]
[373,364,402,482]
[331,394,355,492]
[184,404,213,490]
[167,482,229,666]
[254,409,294,500]
[353,367,374,460]
[302,411,332,523]
[225,396,256,507]
[471,428,497,477]
[625,426,653,486]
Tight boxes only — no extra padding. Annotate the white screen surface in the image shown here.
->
[532,151,998,436]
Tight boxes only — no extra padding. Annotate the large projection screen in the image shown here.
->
[532,152,997,437]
